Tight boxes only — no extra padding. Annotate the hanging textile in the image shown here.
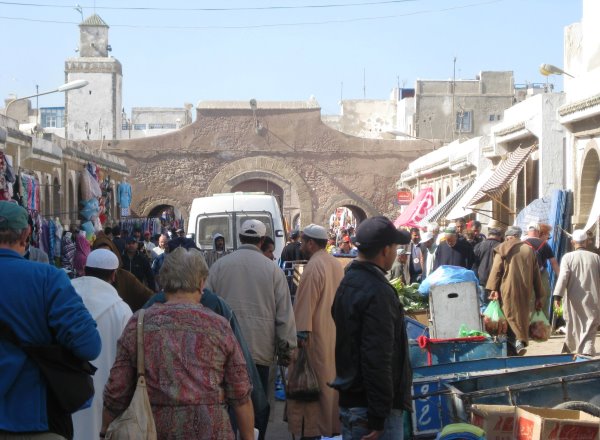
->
[120,218,163,237]
[547,190,573,293]
[0,151,16,201]
[393,188,434,228]
[19,173,40,212]
[117,181,132,209]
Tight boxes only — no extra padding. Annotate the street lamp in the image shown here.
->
[539,63,574,78]
[4,79,89,116]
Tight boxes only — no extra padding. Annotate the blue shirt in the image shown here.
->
[0,248,101,433]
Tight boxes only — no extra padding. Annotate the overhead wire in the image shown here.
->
[0,0,504,30]
[3,0,420,11]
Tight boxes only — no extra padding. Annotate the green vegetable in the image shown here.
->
[389,278,429,312]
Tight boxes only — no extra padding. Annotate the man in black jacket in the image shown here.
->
[331,216,412,439]
[121,236,156,291]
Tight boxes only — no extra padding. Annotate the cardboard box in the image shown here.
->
[408,308,429,326]
[470,404,516,440]
[514,406,600,440]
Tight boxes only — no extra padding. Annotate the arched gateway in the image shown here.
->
[93,102,426,231]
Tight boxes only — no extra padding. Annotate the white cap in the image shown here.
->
[527,221,540,231]
[302,224,328,240]
[419,231,434,244]
[86,249,119,270]
[396,248,408,256]
[240,219,267,237]
[572,229,587,243]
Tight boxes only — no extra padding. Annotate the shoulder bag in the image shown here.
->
[0,320,97,414]
[105,309,157,439]
[286,345,320,402]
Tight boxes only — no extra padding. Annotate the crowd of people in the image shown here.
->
[389,219,600,357]
[1,195,599,440]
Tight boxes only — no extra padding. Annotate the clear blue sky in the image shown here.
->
[0,0,583,116]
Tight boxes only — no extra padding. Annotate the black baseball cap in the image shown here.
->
[353,216,411,250]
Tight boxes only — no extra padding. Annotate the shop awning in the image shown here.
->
[394,187,434,228]
[468,144,536,207]
[446,168,496,220]
[584,181,600,232]
[419,179,475,225]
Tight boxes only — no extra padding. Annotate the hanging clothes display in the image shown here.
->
[19,173,40,212]
[117,180,132,217]
[120,217,163,237]
[0,152,16,201]
[53,218,63,261]
[80,162,108,234]
[100,176,113,224]
[61,231,76,274]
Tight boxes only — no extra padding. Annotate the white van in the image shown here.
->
[187,192,286,261]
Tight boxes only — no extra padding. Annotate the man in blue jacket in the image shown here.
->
[331,216,412,439]
[0,201,101,440]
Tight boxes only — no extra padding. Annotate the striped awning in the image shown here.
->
[468,144,536,206]
[446,168,496,220]
[419,179,475,225]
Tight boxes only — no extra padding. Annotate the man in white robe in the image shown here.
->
[71,249,132,440]
[553,229,600,356]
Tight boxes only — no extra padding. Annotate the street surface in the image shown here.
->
[267,331,599,439]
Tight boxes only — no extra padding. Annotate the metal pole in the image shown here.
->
[35,84,39,124]
[452,57,457,141]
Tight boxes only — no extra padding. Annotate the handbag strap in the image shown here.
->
[136,309,145,377]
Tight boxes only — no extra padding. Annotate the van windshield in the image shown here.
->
[195,212,274,250]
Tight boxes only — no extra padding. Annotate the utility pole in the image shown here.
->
[452,56,457,141]
[363,67,366,99]
[35,84,39,125]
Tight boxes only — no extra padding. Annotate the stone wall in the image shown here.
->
[89,104,427,228]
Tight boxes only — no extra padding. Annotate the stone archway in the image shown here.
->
[231,179,285,210]
[578,144,600,225]
[206,156,313,226]
[142,198,186,219]
[317,195,378,228]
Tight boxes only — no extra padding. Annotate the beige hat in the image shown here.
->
[302,224,328,240]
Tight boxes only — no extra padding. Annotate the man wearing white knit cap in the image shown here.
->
[71,249,132,440]
[553,229,600,356]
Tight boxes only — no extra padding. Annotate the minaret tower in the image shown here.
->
[65,14,122,141]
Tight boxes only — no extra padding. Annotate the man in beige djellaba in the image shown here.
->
[553,229,600,356]
[287,224,344,439]
[486,225,543,356]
